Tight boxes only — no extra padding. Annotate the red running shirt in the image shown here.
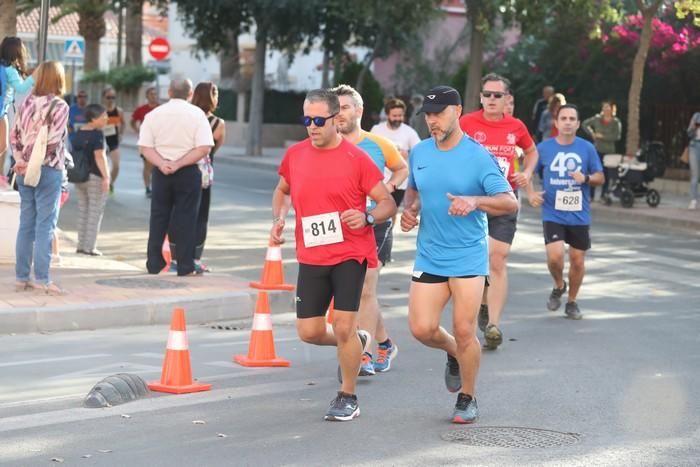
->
[459,110,534,190]
[131,103,159,123]
[279,138,383,267]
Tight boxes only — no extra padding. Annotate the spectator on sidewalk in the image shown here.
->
[409,94,430,140]
[10,61,69,295]
[583,101,622,202]
[138,79,213,276]
[70,104,110,256]
[538,93,566,141]
[531,85,554,142]
[687,111,700,210]
[130,87,160,198]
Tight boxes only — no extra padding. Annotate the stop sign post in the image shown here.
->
[148,37,170,61]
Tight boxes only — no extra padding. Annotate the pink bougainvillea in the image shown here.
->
[602,13,700,74]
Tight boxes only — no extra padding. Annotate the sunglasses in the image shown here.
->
[302,113,337,127]
[481,91,506,99]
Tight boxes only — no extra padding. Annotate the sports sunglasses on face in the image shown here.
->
[301,113,337,127]
[481,91,506,99]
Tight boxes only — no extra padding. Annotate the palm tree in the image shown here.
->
[0,0,17,39]
[124,0,142,65]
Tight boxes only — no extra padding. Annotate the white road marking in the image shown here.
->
[0,354,111,368]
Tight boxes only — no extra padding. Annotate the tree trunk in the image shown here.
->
[332,48,343,86]
[83,37,101,72]
[355,49,376,95]
[625,0,662,156]
[321,47,330,88]
[79,9,107,72]
[0,0,17,39]
[124,0,143,66]
[220,29,241,91]
[246,25,267,157]
[463,3,485,112]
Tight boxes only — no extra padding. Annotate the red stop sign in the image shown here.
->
[148,37,170,61]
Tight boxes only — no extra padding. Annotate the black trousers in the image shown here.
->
[194,186,210,260]
[147,165,201,276]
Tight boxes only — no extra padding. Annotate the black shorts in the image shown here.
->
[487,211,518,244]
[543,221,591,251]
[412,271,489,286]
[391,189,405,207]
[374,221,393,266]
[295,260,368,319]
[106,136,119,152]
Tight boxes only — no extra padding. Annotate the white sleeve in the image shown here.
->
[194,114,215,147]
[137,113,155,147]
[408,128,421,149]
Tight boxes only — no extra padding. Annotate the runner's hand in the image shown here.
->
[446,193,478,216]
[528,191,545,207]
[270,220,285,245]
[511,171,531,188]
[340,209,366,229]
[568,170,585,184]
[401,202,419,232]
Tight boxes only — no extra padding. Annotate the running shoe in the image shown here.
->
[546,281,567,311]
[338,330,371,383]
[564,301,583,320]
[484,324,503,350]
[373,339,398,373]
[478,304,489,332]
[359,352,375,376]
[452,393,479,424]
[324,392,360,421]
[445,354,462,393]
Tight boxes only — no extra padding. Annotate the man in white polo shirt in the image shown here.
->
[138,79,214,276]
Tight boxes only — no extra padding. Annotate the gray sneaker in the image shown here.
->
[564,301,583,320]
[477,304,489,332]
[338,330,372,383]
[547,281,567,311]
[484,324,503,350]
[452,393,479,424]
[324,392,360,421]
[445,354,462,393]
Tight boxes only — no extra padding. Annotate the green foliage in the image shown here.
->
[80,66,155,92]
[336,62,383,130]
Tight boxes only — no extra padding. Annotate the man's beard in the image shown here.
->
[388,119,402,129]
[338,120,357,135]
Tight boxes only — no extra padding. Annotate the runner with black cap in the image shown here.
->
[401,85,517,424]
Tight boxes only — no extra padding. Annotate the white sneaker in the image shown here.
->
[689,199,697,210]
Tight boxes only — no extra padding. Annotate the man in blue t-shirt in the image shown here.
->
[527,104,604,320]
[68,90,88,132]
[401,85,517,424]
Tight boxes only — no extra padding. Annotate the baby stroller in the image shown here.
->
[602,141,665,208]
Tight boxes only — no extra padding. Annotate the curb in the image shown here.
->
[591,205,700,232]
[1,289,294,335]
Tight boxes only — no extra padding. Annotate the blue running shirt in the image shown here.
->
[536,137,603,225]
[408,135,512,276]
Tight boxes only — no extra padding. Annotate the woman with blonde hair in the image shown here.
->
[10,61,70,295]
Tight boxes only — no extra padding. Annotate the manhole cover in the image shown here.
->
[441,427,581,449]
[95,278,186,290]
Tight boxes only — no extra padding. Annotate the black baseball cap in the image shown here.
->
[418,86,462,113]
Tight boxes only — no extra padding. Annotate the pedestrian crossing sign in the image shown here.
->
[63,39,85,60]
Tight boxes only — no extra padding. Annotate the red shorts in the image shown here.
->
[60,190,70,208]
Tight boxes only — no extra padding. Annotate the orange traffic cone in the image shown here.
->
[148,308,212,394]
[249,241,294,291]
[326,298,335,324]
[162,235,172,273]
[234,291,290,367]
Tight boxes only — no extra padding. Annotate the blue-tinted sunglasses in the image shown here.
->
[301,113,337,127]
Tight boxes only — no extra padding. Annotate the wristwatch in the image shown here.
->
[365,212,376,226]
[584,174,590,184]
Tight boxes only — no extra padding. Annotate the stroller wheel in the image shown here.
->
[646,189,660,207]
[621,189,635,208]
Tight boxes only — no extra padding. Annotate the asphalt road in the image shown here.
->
[1,146,699,466]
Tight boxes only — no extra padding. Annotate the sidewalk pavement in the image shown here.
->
[3,135,697,335]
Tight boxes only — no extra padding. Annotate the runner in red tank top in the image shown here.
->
[458,73,539,350]
[270,89,396,421]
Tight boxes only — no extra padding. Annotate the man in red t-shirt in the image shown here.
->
[459,73,538,351]
[131,87,160,197]
[270,89,396,422]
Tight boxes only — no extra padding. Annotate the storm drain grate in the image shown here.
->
[441,427,581,449]
[95,278,186,289]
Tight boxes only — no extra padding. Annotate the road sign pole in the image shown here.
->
[38,0,51,63]
[71,58,76,98]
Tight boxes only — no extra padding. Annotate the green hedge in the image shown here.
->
[80,66,156,92]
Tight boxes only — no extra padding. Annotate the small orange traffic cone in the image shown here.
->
[234,292,290,367]
[249,241,294,291]
[148,308,211,394]
[162,235,172,273]
[326,298,335,324]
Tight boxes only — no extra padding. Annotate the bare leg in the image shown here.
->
[545,241,566,289]
[485,238,511,326]
[449,277,485,396]
[143,159,153,189]
[408,281,456,355]
[567,247,586,302]
[358,266,381,342]
[109,148,121,186]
